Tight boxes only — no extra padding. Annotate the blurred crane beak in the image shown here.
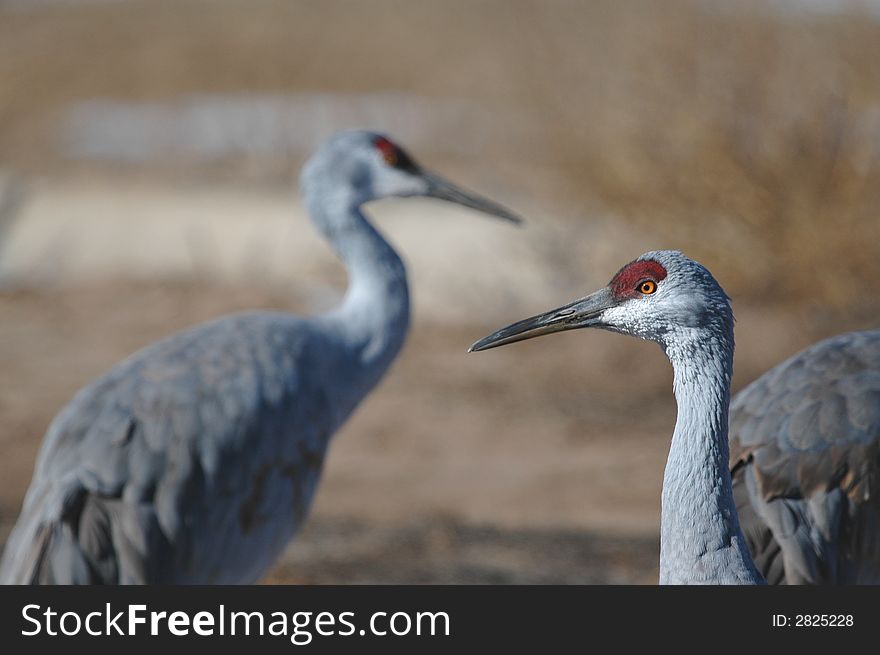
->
[423,172,523,225]
[469,287,615,352]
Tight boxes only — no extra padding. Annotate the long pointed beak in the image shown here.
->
[424,172,523,225]
[469,287,616,352]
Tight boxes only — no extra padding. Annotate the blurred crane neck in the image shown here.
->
[306,190,410,384]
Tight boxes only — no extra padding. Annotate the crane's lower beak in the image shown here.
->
[424,173,523,225]
[469,287,615,352]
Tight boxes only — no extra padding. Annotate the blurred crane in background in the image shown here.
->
[470,250,880,584]
[0,130,521,584]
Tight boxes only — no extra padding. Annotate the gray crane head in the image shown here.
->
[300,130,522,223]
[469,250,732,353]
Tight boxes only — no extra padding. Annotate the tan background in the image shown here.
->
[1,0,879,583]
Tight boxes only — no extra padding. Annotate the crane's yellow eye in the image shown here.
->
[639,280,657,295]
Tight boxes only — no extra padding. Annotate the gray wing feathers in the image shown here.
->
[730,330,880,583]
[1,313,327,584]
[732,468,786,584]
[734,464,846,584]
[3,483,172,584]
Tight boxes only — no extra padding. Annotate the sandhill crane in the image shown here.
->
[729,330,880,584]
[471,251,880,585]
[0,130,522,584]
[470,250,765,584]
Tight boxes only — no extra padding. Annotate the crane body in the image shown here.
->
[730,329,880,584]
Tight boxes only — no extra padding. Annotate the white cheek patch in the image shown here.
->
[601,303,634,326]
[602,301,663,340]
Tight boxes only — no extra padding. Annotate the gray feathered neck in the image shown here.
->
[658,293,764,584]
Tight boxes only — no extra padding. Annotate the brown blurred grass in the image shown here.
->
[2,1,879,581]
[1,0,879,307]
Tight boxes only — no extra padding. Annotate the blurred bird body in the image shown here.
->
[0,130,520,584]
[2,314,352,583]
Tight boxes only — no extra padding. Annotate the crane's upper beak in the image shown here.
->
[423,172,523,225]
[469,287,616,352]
